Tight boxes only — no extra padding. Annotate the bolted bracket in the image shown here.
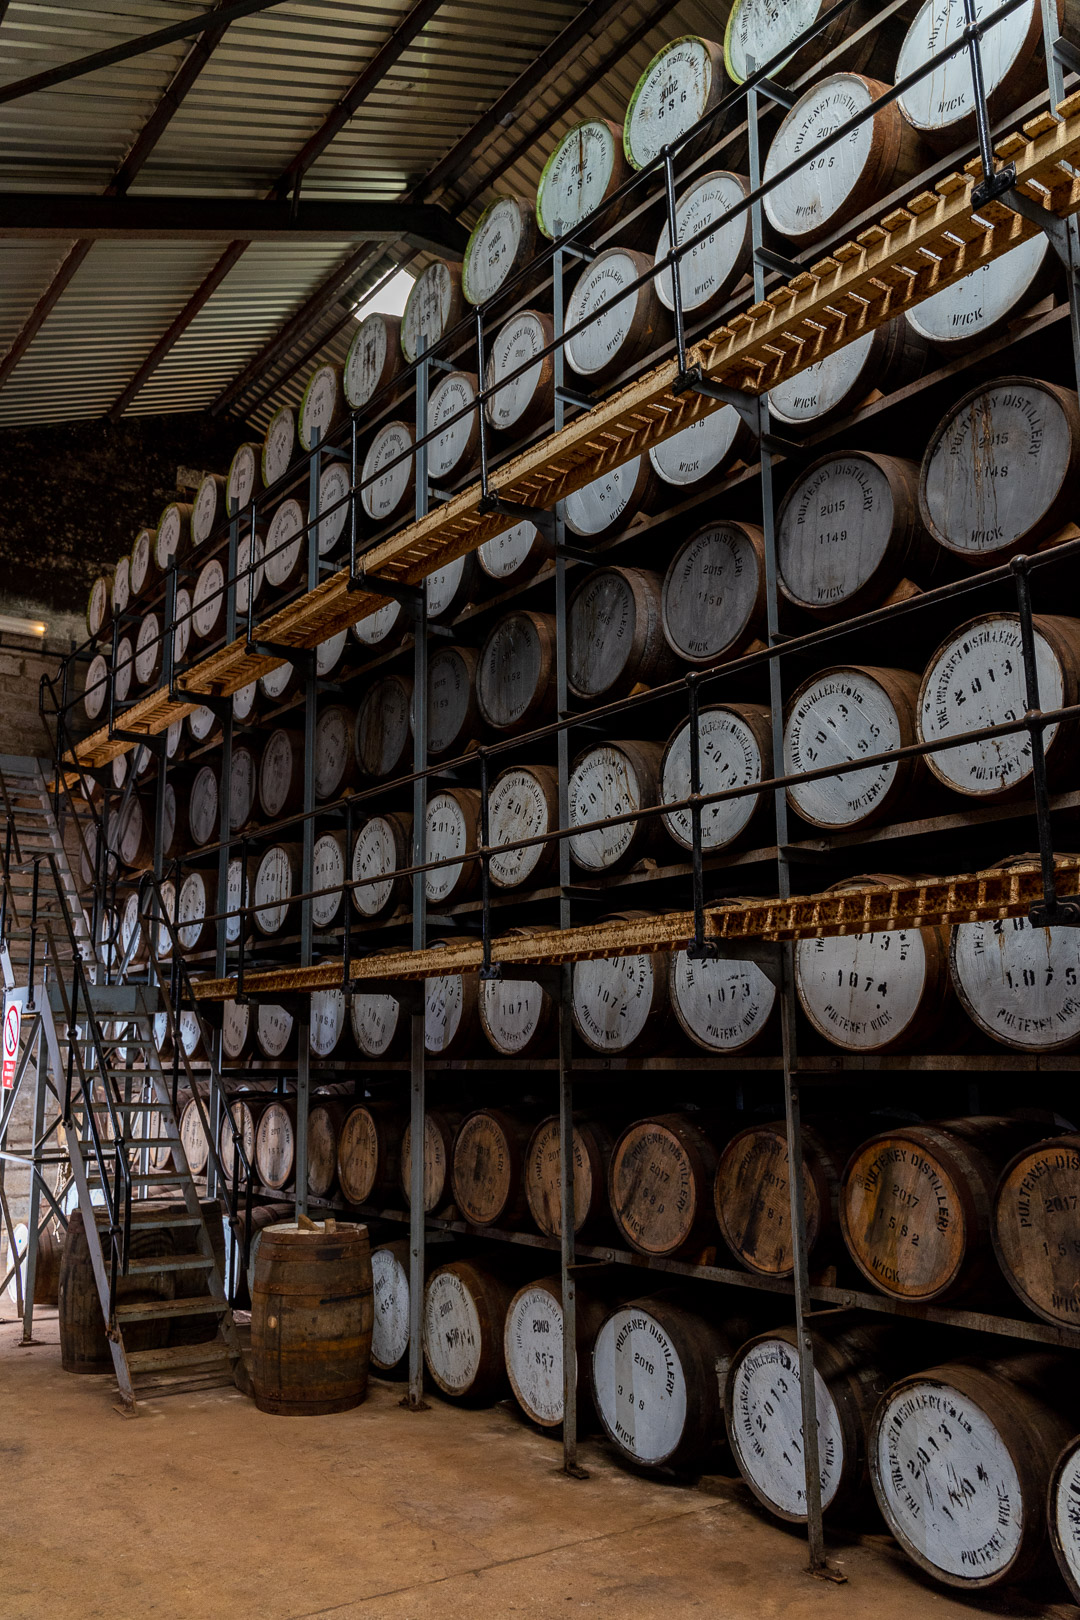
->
[971,159,1017,209]
[1029,894,1080,928]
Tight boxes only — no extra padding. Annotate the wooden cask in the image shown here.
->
[175,868,215,955]
[129,525,157,598]
[476,610,556,733]
[154,501,192,573]
[462,195,536,305]
[609,1112,722,1257]
[726,1324,896,1524]
[918,613,1080,800]
[477,516,552,585]
[263,497,307,596]
[226,442,263,516]
[254,1002,297,1061]
[769,318,925,433]
[119,888,148,967]
[920,378,1080,565]
[344,311,402,412]
[871,1355,1077,1589]
[371,1237,411,1372]
[783,665,924,830]
[221,996,255,1063]
[337,1102,406,1206]
[567,739,662,873]
[661,521,766,666]
[225,855,255,946]
[670,948,777,1054]
[794,874,953,1053]
[151,877,176,961]
[992,1133,1080,1326]
[653,170,751,322]
[5,1221,61,1308]
[907,234,1058,353]
[314,702,356,801]
[567,566,674,704]
[427,645,480,758]
[255,1099,298,1190]
[355,671,413,780]
[258,727,306,821]
[309,988,350,1060]
[112,634,134,708]
[307,1098,344,1198]
[253,842,302,937]
[424,942,482,1057]
[565,248,666,386]
[59,1211,174,1372]
[524,1114,614,1239]
[660,702,771,853]
[298,362,343,453]
[179,1094,211,1174]
[763,75,925,248]
[841,1116,1046,1301]
[725,0,884,85]
[1049,1433,1080,1603]
[777,453,933,617]
[401,259,463,364]
[83,653,109,725]
[191,471,226,548]
[350,984,405,1059]
[624,36,725,170]
[564,455,655,540]
[479,937,556,1057]
[425,787,480,906]
[950,877,1080,1051]
[360,421,415,525]
[258,659,301,710]
[111,553,130,618]
[535,119,629,241]
[483,310,554,437]
[487,762,559,889]
[451,1108,534,1227]
[400,1108,463,1213]
[648,402,753,489]
[229,743,257,836]
[571,922,671,1056]
[236,527,265,617]
[316,460,350,558]
[316,626,349,681]
[114,794,154,871]
[188,699,223,750]
[86,573,112,639]
[191,557,227,642]
[133,611,163,689]
[251,1221,373,1415]
[423,1259,516,1402]
[504,1276,610,1430]
[350,811,412,918]
[592,1295,749,1468]
[262,405,296,488]
[714,1120,849,1278]
[425,551,478,621]
[428,370,480,485]
[311,830,346,931]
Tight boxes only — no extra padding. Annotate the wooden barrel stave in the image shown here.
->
[251,1221,373,1415]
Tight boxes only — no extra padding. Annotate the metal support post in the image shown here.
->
[294,437,322,1220]
[20,1017,47,1342]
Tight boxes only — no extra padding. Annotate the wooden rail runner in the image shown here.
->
[72,92,1080,771]
[191,857,1080,1001]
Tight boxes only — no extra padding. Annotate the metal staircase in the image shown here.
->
[0,755,94,979]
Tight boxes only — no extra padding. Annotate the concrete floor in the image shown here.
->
[1,1312,1074,1620]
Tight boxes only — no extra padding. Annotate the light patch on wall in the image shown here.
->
[353,267,415,321]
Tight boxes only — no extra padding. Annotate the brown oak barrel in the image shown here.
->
[483,309,554,437]
[777,453,933,618]
[609,1113,723,1257]
[350,985,405,1059]
[225,854,255,946]
[871,1354,1077,1589]
[427,370,480,486]
[129,525,158,597]
[725,0,888,86]
[221,997,256,1063]
[535,118,629,240]
[352,597,404,651]
[252,841,302,937]
[263,497,307,596]
[463,195,536,305]
[478,516,553,585]
[191,556,227,642]
[907,235,1059,353]
[258,727,306,820]
[567,739,662,873]
[624,36,725,169]
[794,873,954,1053]
[111,553,130,617]
[261,404,296,488]
[311,830,346,932]
[571,916,672,1056]
[83,652,109,724]
[344,311,402,412]
[251,1220,373,1415]
[298,361,343,452]
[133,611,164,689]
[592,1294,751,1468]
[307,1099,345,1199]
[154,501,192,573]
[783,665,924,830]
[112,793,154,872]
[918,613,1080,800]
[5,1221,61,1307]
[226,442,263,516]
[337,1102,407,1207]
[524,1114,614,1239]
[660,702,771,853]
[476,610,556,733]
[451,1107,535,1227]
[567,567,674,704]
[228,743,257,837]
[669,947,778,1054]
[424,941,482,1057]
[427,645,480,759]
[355,671,413,780]
[179,1092,212,1174]
[309,988,351,1060]
[255,1099,298,1190]
[112,633,134,708]
[175,868,215,954]
[919,378,1080,565]
[258,659,301,710]
[360,421,415,525]
[487,762,559,890]
[763,74,927,248]
[661,521,766,666]
[504,1276,610,1429]
[648,401,753,489]
[841,1116,1047,1301]
[350,811,412,919]
[769,318,926,433]
[426,551,478,621]
[314,702,357,802]
[422,1257,517,1402]
[714,1119,851,1278]
[565,247,667,386]
[400,258,463,365]
[220,1092,265,1177]
[255,1004,297,1061]
[564,456,655,541]
[59,1210,174,1372]
[1049,1432,1080,1602]
[400,1108,463,1213]
[191,471,226,547]
[424,787,481,906]
[86,573,112,639]
[371,1237,412,1372]
[236,527,265,617]
[653,170,751,324]
[479,936,556,1058]
[992,1132,1080,1326]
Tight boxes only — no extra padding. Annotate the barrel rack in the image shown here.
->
[36,0,1080,1579]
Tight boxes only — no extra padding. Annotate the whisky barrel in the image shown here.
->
[306,1099,344,1197]
[112,634,134,707]
[400,1108,463,1213]
[609,1112,722,1256]
[226,442,263,516]
[425,787,480,905]
[258,659,301,710]
[477,517,552,585]
[229,743,257,836]
[371,1237,411,1371]
[219,1092,265,1177]
[564,455,655,540]
[236,527,265,617]
[918,614,1080,799]
[311,830,346,931]
[188,694,222,750]
[111,553,130,618]
[309,989,350,1060]
[428,370,480,485]
[59,1210,174,1372]
[175,868,214,954]
[725,0,882,85]
[129,526,157,597]
[476,610,556,733]
[450,1108,534,1228]
[225,854,255,945]
[360,421,415,525]
[907,235,1058,353]
[871,1355,1077,1589]
[350,811,412,918]
[783,666,924,830]
[592,1295,750,1468]
[133,611,163,689]
[648,403,753,489]
[316,627,348,681]
[173,586,193,669]
[314,702,356,801]
[950,870,1080,1051]
[423,1259,517,1402]
[401,259,463,364]
[567,567,674,704]
[726,1324,895,1524]
[298,362,343,452]
[714,1119,850,1278]
[479,937,556,1057]
[350,984,405,1059]
[920,378,1080,565]
[462,195,536,305]
[769,318,926,433]
[179,1094,211,1173]
[425,552,478,621]
[487,762,559,889]
[254,1002,297,1061]
[535,119,630,240]
[221,997,255,1063]
[258,727,305,820]
[4,1221,61,1308]
[505,1277,610,1429]
[483,309,554,437]
[251,1220,372,1415]
[355,671,413,780]
[191,471,226,548]
[624,36,726,169]
[263,497,307,596]
[777,453,933,617]
[154,501,192,573]
[337,1102,406,1207]
[992,1132,1080,1325]
[261,404,296,489]
[119,888,148,966]
[83,654,109,724]
[255,1099,298,1190]
[670,948,778,1054]
[315,461,350,558]
[344,310,402,412]
[660,702,771,852]
[191,557,227,642]
[567,739,662,873]
[524,1114,614,1239]
[151,877,177,960]
[572,920,671,1056]
[252,841,301,937]
[86,573,111,639]
[654,170,751,321]
[427,645,480,758]
[794,874,954,1052]
[1049,1433,1080,1602]
[763,75,925,248]
[661,521,766,666]
[841,1116,1046,1301]
[114,794,153,870]
[565,248,666,385]
[425,944,482,1058]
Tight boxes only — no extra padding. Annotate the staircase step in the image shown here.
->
[124,1340,236,1373]
[125,1255,215,1275]
[131,1370,237,1399]
[94,1213,203,1232]
[128,1172,188,1185]
[115,1296,229,1322]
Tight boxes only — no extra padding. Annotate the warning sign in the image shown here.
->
[2,998,22,1089]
